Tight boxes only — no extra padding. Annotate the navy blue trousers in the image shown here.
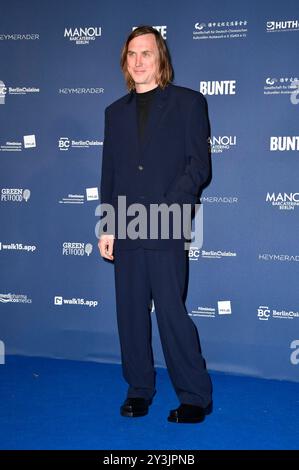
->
[114,247,212,407]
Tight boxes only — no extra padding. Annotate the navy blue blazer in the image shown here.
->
[100,83,210,250]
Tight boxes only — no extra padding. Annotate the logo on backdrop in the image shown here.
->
[1,188,31,202]
[201,195,238,204]
[132,25,167,39]
[0,33,39,40]
[258,253,299,262]
[64,27,102,45]
[198,250,237,260]
[264,76,298,96]
[200,80,236,95]
[290,340,299,365]
[86,188,99,201]
[266,192,299,210]
[0,242,36,252]
[58,137,102,151]
[54,296,98,308]
[218,301,232,315]
[258,306,299,321]
[0,80,39,102]
[209,136,237,154]
[189,301,232,318]
[58,188,99,204]
[0,135,36,151]
[62,242,93,256]
[58,87,104,95]
[270,136,299,152]
[193,20,248,40]
[0,293,32,304]
[266,20,299,33]
[24,135,36,148]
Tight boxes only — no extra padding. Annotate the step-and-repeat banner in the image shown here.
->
[1,0,298,381]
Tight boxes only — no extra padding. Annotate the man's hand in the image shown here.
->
[98,234,115,261]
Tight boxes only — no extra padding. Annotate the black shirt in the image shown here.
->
[135,86,159,142]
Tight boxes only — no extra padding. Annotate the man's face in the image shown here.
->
[126,33,159,89]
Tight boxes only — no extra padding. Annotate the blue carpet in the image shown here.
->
[0,356,298,450]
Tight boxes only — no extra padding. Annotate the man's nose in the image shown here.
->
[135,55,143,66]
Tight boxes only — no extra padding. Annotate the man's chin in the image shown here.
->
[133,78,146,84]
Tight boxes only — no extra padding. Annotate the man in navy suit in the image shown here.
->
[98,26,212,423]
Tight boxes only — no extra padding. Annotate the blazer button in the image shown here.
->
[138,165,144,171]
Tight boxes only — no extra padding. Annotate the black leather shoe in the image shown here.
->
[167,402,212,423]
[120,397,152,417]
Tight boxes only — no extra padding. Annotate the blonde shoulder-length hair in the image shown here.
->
[120,25,174,91]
